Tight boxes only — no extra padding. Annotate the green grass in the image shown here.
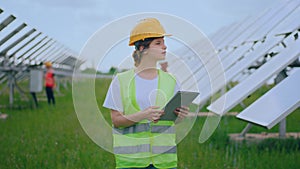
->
[0,78,300,169]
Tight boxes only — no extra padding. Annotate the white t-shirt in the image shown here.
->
[103,73,180,112]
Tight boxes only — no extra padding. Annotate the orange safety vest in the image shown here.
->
[45,69,55,88]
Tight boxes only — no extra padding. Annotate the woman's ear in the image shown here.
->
[139,46,144,52]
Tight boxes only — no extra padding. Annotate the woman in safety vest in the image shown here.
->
[103,18,189,169]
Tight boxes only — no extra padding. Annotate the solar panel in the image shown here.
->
[212,22,240,49]
[209,24,231,47]
[0,23,27,46]
[196,1,300,96]
[236,69,300,129]
[0,15,15,31]
[270,8,300,35]
[184,53,219,85]
[183,0,300,106]
[10,32,42,60]
[247,0,300,42]
[184,41,259,103]
[182,2,300,98]
[224,36,284,82]
[214,43,253,72]
[218,16,259,49]
[232,0,299,46]
[15,36,48,61]
[0,9,82,107]
[207,38,300,115]
[0,28,36,55]
[230,7,280,46]
[19,37,50,63]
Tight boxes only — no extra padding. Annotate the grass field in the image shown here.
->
[0,78,300,169]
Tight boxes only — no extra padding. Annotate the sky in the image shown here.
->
[0,0,282,71]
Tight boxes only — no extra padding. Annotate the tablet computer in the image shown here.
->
[160,91,199,121]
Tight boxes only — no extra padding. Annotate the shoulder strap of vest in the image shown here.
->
[157,69,176,86]
[156,69,176,108]
[117,69,140,112]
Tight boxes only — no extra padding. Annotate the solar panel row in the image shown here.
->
[166,0,300,134]
[0,8,84,107]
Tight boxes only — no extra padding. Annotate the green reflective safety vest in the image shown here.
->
[113,69,177,169]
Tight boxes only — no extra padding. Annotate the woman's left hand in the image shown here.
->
[174,106,189,119]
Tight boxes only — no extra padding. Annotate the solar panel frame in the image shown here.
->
[0,15,16,31]
[236,69,300,129]
[0,23,27,46]
[207,38,300,115]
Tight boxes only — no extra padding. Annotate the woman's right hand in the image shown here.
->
[112,106,164,128]
[142,106,164,123]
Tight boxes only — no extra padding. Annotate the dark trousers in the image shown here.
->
[30,92,39,107]
[45,87,55,105]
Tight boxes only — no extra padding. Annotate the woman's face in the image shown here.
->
[146,37,167,61]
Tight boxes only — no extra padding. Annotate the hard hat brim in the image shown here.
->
[129,33,172,46]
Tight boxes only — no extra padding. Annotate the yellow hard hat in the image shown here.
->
[129,18,171,46]
[44,61,52,67]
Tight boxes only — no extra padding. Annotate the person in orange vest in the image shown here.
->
[44,62,55,105]
[103,18,189,169]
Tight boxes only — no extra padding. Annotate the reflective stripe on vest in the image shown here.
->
[113,69,177,168]
[113,123,175,135]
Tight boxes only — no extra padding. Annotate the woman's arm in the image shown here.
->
[111,106,164,128]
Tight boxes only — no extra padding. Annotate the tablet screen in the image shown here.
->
[160,91,199,121]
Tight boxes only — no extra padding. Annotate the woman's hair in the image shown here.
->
[132,37,157,67]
